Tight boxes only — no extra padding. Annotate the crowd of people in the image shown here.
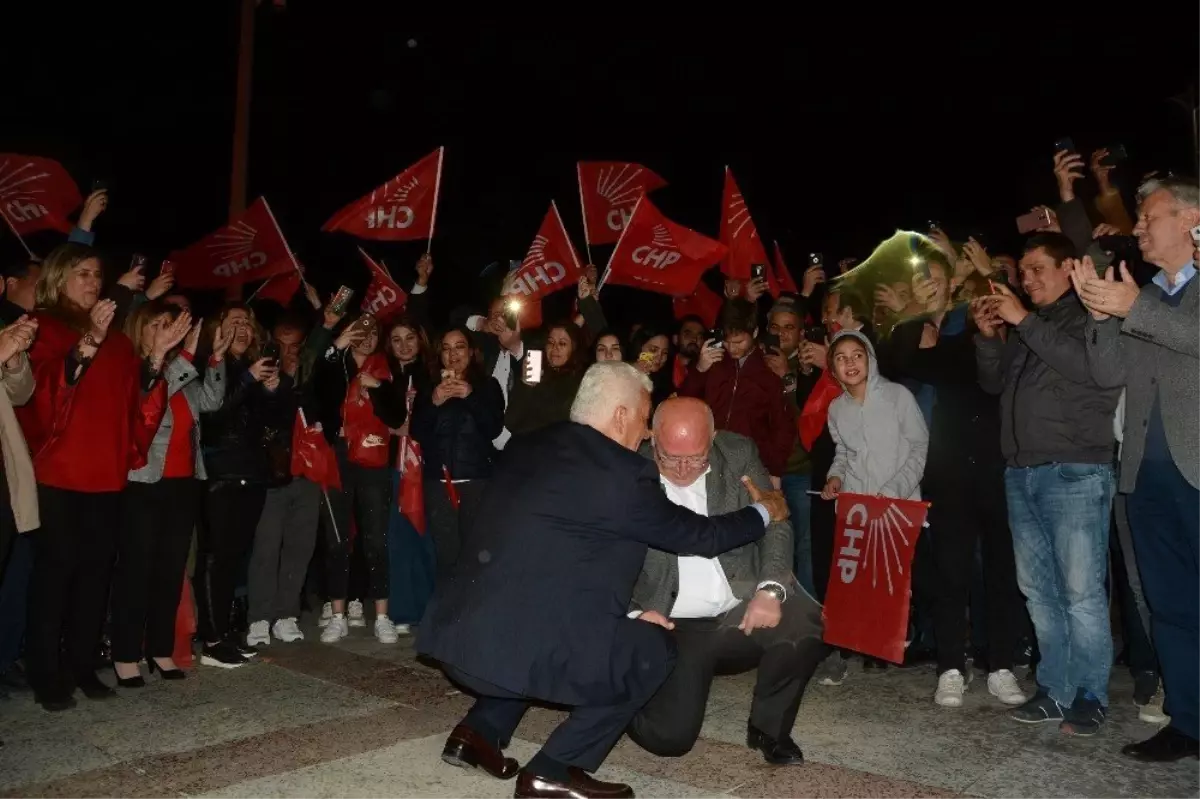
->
[0,146,1196,798]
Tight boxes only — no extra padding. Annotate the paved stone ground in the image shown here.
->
[1,616,1196,798]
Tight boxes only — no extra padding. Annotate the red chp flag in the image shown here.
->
[0,154,82,236]
[673,280,724,328]
[719,167,776,296]
[396,377,425,534]
[253,269,301,306]
[322,147,444,241]
[601,198,726,297]
[577,161,667,246]
[358,248,407,322]
[508,202,584,302]
[823,493,929,664]
[169,197,297,289]
[772,240,800,294]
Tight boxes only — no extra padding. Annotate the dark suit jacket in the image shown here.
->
[630,432,793,617]
[415,421,766,706]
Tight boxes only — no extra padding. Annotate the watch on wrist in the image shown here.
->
[758,583,786,603]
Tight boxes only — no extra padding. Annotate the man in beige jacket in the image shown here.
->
[0,314,39,584]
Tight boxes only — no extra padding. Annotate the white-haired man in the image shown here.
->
[417,362,789,799]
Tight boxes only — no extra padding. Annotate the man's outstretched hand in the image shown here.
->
[742,475,789,523]
[635,611,675,631]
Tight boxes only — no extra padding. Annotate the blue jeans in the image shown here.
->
[1126,458,1199,740]
[781,474,814,597]
[1005,463,1114,707]
[0,534,33,671]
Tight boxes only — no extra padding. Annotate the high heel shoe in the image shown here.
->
[112,665,145,689]
[148,659,186,680]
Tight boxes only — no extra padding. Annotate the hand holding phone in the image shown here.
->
[523,350,544,385]
[1016,208,1052,234]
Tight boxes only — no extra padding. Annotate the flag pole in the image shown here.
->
[597,194,643,293]
[575,162,593,265]
[551,200,583,275]
[260,197,300,272]
[426,146,444,255]
[0,212,34,259]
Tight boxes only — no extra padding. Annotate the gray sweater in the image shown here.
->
[128,355,226,483]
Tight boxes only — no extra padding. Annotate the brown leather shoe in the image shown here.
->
[514,766,634,798]
[440,724,520,780]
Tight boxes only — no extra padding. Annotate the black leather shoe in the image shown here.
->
[35,691,76,712]
[514,767,633,798]
[1121,727,1200,762]
[76,674,117,700]
[148,660,187,680]
[440,724,519,780]
[747,724,805,765]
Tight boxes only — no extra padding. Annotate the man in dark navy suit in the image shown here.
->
[416,361,788,799]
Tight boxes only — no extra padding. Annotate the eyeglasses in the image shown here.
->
[654,449,709,469]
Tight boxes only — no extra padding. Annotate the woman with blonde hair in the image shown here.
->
[20,243,190,711]
[195,302,278,668]
[110,300,231,686]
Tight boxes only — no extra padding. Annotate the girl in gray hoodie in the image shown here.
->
[820,330,928,501]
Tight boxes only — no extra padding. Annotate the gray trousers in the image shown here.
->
[248,478,320,623]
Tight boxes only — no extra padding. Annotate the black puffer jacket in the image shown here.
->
[200,356,271,483]
[410,372,505,481]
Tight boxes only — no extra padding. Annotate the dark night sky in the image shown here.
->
[4,5,1197,326]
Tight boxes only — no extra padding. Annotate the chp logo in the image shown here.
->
[837,499,919,595]
[509,234,568,296]
[366,175,420,230]
[0,158,51,224]
[593,163,651,233]
[632,224,681,271]
[208,219,269,278]
[362,282,401,316]
[725,190,757,243]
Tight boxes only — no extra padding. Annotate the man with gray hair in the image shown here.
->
[417,362,790,798]
[1072,176,1200,762]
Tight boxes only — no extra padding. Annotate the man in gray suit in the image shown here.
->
[1073,176,1200,763]
[626,398,825,765]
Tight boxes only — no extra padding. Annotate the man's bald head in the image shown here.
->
[652,398,716,486]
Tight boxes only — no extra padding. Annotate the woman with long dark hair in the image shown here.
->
[503,322,586,436]
[410,326,504,577]
[21,244,189,710]
[629,325,676,408]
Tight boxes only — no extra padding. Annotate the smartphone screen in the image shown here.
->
[523,350,544,385]
[751,263,766,281]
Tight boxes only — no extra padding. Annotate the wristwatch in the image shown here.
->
[757,581,787,603]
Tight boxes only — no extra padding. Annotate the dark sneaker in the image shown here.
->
[1133,671,1158,707]
[200,642,248,669]
[222,633,259,659]
[1011,691,1066,724]
[1061,694,1106,737]
[862,657,889,673]
[816,652,849,686]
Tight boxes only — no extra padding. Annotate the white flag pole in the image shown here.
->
[575,162,593,265]
[596,194,643,293]
[426,146,444,255]
[0,212,34,259]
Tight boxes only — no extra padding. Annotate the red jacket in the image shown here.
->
[678,348,796,476]
[19,312,166,493]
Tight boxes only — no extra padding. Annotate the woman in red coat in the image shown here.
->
[19,244,190,711]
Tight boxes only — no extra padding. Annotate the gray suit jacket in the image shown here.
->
[128,356,226,483]
[1084,276,1198,492]
[630,431,794,617]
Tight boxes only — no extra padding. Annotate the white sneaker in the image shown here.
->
[318,602,332,627]
[272,617,304,643]
[394,623,411,636]
[935,669,967,707]
[246,620,270,647]
[320,615,349,644]
[347,599,367,628]
[987,669,1027,706]
[1139,687,1170,724]
[374,616,400,644]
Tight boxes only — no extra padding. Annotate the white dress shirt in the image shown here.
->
[661,470,742,619]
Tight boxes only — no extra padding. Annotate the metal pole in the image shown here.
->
[230,0,255,220]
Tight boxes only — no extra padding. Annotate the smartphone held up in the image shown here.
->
[523,349,544,386]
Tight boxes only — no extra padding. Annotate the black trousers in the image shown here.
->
[25,486,121,696]
[628,588,827,756]
[195,480,266,643]
[446,617,675,773]
[324,445,390,601]
[927,465,1021,674]
[111,478,201,662]
[425,478,488,579]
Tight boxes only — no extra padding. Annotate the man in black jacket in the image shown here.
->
[416,361,788,799]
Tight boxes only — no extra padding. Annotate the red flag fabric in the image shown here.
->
[602,198,727,297]
[397,436,426,534]
[672,280,724,328]
[322,147,444,241]
[290,412,342,491]
[442,465,461,510]
[358,248,408,322]
[772,241,800,295]
[798,369,842,451]
[0,153,82,236]
[577,161,667,246]
[507,202,584,302]
[823,493,930,663]
[253,270,301,306]
[718,168,776,298]
[172,573,196,669]
[169,197,297,289]
[342,353,392,468]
